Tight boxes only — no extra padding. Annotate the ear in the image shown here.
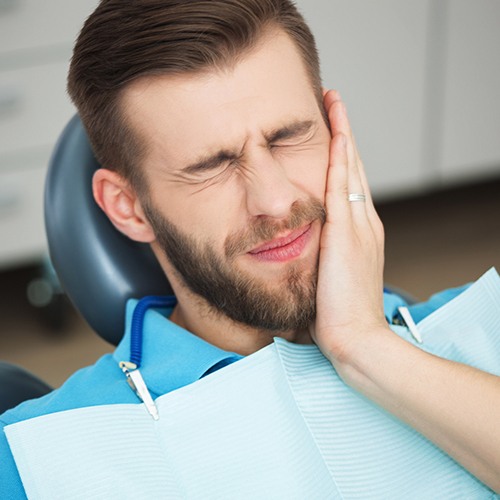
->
[92,169,155,243]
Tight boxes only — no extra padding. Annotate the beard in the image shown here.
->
[142,197,326,332]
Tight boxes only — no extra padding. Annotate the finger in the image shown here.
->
[350,135,382,227]
[325,93,373,207]
[324,91,367,221]
[349,138,385,248]
[324,132,351,232]
[324,91,356,165]
[356,155,376,215]
[324,90,362,178]
[324,91,382,243]
[324,92,384,263]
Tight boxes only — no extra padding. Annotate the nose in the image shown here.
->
[244,150,298,219]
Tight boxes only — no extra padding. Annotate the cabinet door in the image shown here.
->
[295,0,430,199]
[439,0,500,182]
[0,61,74,156]
[0,0,98,55]
[0,165,47,268]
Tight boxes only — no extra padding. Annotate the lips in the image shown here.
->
[248,224,312,262]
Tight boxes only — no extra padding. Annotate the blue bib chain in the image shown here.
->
[119,295,177,420]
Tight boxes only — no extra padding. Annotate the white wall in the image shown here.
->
[0,1,98,268]
[296,0,500,199]
[1,0,499,268]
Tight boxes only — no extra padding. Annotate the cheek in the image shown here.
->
[170,189,241,250]
[284,147,329,202]
[312,150,330,200]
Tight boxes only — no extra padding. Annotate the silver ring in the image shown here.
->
[348,193,366,202]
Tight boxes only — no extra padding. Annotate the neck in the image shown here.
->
[169,285,312,356]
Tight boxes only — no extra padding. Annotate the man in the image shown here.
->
[1,0,499,496]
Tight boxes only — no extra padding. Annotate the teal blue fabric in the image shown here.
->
[382,282,470,324]
[0,300,241,498]
[405,283,471,323]
[0,278,485,498]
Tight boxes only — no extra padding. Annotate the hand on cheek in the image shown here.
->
[311,90,388,373]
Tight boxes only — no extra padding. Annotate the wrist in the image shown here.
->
[324,325,416,394]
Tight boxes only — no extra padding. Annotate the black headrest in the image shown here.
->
[44,115,172,346]
[0,362,52,413]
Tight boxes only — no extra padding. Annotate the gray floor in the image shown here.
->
[1,179,499,389]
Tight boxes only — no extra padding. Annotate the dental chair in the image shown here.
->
[0,363,52,414]
[44,114,172,346]
[0,115,171,414]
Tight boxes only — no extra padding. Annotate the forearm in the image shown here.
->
[316,90,499,492]
[329,328,500,493]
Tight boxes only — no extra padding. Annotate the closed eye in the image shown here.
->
[265,119,315,147]
[181,150,240,176]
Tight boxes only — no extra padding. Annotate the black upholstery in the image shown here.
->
[0,362,52,414]
[44,115,172,346]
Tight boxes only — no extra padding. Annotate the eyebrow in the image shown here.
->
[180,119,316,175]
[265,119,315,144]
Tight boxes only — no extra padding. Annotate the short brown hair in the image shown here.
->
[68,0,322,189]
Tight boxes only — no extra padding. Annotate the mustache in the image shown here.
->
[224,198,326,259]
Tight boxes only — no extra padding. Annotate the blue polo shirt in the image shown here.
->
[0,298,241,498]
[0,286,469,498]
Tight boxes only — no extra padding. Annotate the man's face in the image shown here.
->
[123,30,331,332]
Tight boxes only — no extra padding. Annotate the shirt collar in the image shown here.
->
[114,298,242,397]
[114,292,423,397]
[382,290,409,323]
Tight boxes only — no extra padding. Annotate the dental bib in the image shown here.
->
[6,269,500,499]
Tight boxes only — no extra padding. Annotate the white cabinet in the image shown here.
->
[297,0,500,199]
[0,1,98,269]
[0,1,499,269]
[0,164,47,264]
[439,0,500,183]
[0,0,96,55]
[0,61,72,155]
[298,0,430,198]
